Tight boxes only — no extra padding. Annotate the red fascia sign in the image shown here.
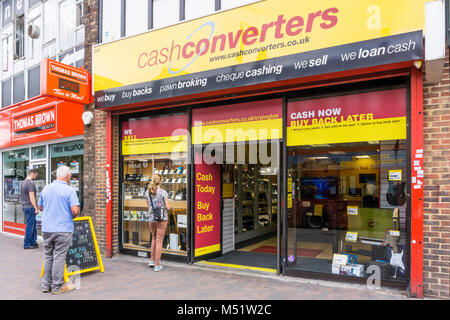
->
[0,97,84,149]
[12,106,57,139]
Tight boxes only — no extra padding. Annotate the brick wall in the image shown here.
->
[422,48,450,299]
[82,0,97,224]
[83,0,120,257]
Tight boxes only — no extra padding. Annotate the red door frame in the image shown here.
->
[106,112,113,258]
[104,62,424,297]
[409,67,424,298]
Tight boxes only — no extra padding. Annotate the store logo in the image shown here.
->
[137,8,339,72]
[12,107,57,138]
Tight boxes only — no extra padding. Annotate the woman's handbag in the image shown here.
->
[149,194,164,221]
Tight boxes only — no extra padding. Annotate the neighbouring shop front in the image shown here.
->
[0,59,90,237]
[93,0,427,294]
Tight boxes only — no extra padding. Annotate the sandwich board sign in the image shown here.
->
[41,216,104,281]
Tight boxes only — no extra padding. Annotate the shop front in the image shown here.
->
[93,0,426,295]
[0,59,90,237]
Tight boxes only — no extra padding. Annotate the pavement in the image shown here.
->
[0,232,426,301]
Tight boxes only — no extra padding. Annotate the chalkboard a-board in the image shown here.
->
[41,216,104,280]
[66,216,104,276]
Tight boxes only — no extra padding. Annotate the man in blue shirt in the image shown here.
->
[39,165,80,294]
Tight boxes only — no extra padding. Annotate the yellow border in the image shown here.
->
[40,216,105,282]
[195,243,221,257]
[197,260,277,274]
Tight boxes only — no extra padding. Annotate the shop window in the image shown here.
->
[123,153,188,253]
[31,146,46,160]
[125,0,148,37]
[2,149,30,226]
[121,113,188,255]
[14,14,25,60]
[286,88,409,283]
[101,0,121,42]
[185,0,215,20]
[50,140,84,207]
[153,0,180,29]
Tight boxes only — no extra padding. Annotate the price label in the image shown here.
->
[314,204,323,216]
[177,214,187,228]
[347,206,358,216]
[389,230,400,237]
[332,254,348,265]
[345,232,358,242]
[287,178,292,193]
[389,170,402,181]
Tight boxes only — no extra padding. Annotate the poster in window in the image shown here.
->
[70,160,80,174]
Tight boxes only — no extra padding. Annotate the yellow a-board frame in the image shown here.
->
[40,216,104,282]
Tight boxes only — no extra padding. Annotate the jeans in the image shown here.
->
[41,232,73,292]
[23,208,37,248]
[150,221,168,266]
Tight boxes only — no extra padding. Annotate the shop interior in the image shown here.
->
[286,140,408,281]
[204,142,280,271]
[122,152,188,256]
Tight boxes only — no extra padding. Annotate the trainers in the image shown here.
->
[52,284,75,294]
[154,265,164,272]
[147,260,155,267]
[41,288,51,293]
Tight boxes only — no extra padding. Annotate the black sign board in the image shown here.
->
[65,217,104,275]
[95,31,423,108]
[40,216,104,281]
[59,78,80,94]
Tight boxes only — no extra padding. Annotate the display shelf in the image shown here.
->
[124,198,147,207]
[123,154,188,255]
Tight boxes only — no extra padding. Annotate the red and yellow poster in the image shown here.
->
[192,99,282,144]
[195,156,221,257]
[122,114,188,155]
[287,89,406,146]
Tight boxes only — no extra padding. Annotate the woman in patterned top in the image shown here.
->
[146,176,171,272]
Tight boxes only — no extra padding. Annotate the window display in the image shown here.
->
[50,140,84,204]
[287,140,409,281]
[2,149,29,226]
[285,88,409,282]
[122,153,188,254]
[120,113,188,256]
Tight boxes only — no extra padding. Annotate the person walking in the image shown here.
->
[21,169,39,249]
[39,165,80,294]
[146,178,171,272]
